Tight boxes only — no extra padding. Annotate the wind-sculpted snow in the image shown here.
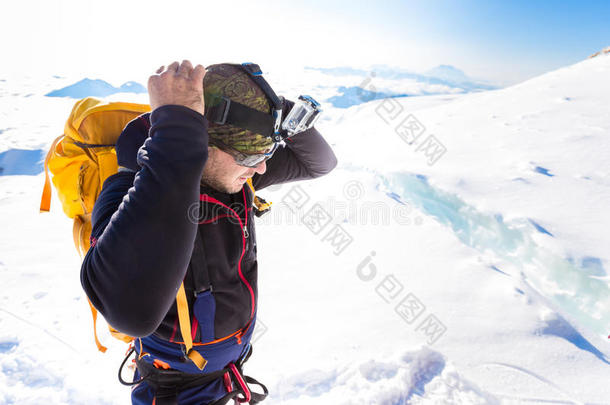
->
[267,348,496,404]
[537,312,609,365]
[378,171,610,340]
[0,335,63,403]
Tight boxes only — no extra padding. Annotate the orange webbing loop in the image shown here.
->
[137,338,149,361]
[153,358,171,370]
[87,299,108,353]
[176,282,207,370]
[246,178,272,212]
[40,134,65,212]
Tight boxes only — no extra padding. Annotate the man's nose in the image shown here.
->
[253,160,267,175]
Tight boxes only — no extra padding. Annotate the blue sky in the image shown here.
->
[297,0,610,84]
[1,0,608,85]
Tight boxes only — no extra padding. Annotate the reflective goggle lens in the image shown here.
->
[211,140,278,168]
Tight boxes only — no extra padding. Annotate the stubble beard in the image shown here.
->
[200,148,245,194]
[200,172,242,194]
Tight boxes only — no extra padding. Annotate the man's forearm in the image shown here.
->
[284,127,338,177]
[251,126,338,190]
[81,106,208,337]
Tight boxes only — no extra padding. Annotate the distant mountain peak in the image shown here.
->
[434,64,462,71]
[425,65,470,83]
[589,46,610,59]
[46,78,146,98]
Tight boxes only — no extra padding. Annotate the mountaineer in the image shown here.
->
[80,60,337,404]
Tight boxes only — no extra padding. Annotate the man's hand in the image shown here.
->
[148,60,206,116]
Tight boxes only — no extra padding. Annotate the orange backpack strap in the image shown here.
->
[40,134,65,212]
[176,282,207,370]
[87,299,108,353]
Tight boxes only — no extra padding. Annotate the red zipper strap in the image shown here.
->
[223,371,233,394]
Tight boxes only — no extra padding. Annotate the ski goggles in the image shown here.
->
[205,63,322,143]
[209,138,279,168]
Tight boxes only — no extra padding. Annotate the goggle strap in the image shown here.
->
[207,97,276,138]
[240,63,283,111]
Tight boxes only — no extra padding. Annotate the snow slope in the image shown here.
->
[1,55,609,404]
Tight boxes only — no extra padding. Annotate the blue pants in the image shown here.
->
[130,321,255,404]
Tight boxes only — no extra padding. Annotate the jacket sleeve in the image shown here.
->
[80,105,208,337]
[251,126,338,190]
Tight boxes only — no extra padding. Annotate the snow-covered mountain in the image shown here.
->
[0,53,609,403]
[45,78,147,98]
[301,65,497,109]
[26,63,494,113]
[425,65,471,84]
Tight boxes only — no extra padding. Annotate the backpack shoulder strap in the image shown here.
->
[176,281,208,370]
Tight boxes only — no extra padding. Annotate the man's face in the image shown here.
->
[200,147,267,194]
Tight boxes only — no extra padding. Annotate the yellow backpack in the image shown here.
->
[39,97,210,368]
[40,97,150,256]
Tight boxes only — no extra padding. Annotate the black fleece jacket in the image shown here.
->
[80,105,337,338]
